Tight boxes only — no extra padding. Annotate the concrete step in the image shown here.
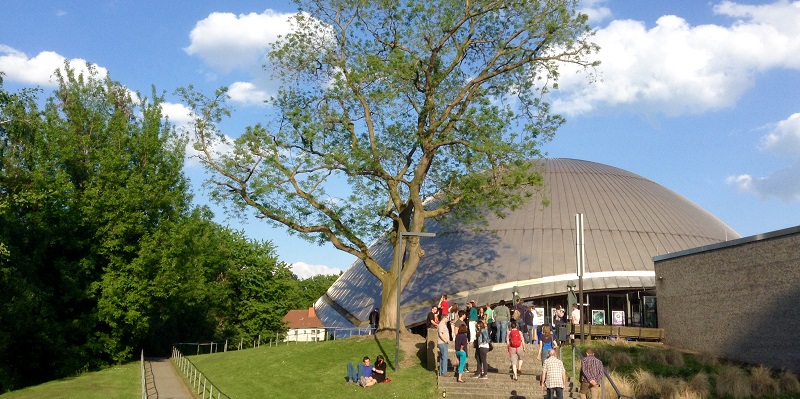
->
[437,342,578,399]
[437,371,580,399]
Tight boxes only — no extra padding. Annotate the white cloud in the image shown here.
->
[727,163,800,202]
[290,261,343,279]
[161,101,195,127]
[228,81,269,105]
[760,113,800,159]
[184,9,295,73]
[0,45,108,86]
[728,113,800,201]
[553,1,800,116]
[579,0,612,24]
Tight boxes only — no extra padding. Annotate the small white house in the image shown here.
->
[283,307,326,342]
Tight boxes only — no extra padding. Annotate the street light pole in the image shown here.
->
[575,213,585,345]
[394,231,436,371]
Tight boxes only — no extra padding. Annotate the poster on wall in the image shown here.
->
[534,307,545,326]
[592,310,605,325]
[612,311,625,326]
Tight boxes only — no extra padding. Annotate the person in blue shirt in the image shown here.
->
[358,356,374,387]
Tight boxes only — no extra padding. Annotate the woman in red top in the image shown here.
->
[439,294,450,319]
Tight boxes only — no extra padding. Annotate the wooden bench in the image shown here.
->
[574,324,665,341]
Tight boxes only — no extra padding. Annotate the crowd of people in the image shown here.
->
[428,296,577,346]
[428,295,601,399]
[351,295,601,398]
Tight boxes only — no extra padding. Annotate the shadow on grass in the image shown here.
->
[372,332,397,371]
[371,331,430,372]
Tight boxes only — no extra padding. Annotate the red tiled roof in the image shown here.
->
[283,307,325,329]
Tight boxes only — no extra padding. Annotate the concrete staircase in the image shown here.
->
[436,343,580,399]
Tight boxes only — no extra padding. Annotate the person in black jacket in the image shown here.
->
[369,307,380,334]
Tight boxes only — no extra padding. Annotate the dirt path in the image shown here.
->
[144,358,194,399]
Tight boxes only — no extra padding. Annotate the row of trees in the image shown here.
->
[0,67,336,392]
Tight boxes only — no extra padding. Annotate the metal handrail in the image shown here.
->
[141,350,146,399]
[172,347,232,399]
[573,344,637,399]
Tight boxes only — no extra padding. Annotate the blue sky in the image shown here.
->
[2,1,799,278]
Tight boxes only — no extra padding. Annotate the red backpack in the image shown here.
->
[509,329,523,348]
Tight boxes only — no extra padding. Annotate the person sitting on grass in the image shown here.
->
[371,355,389,384]
[358,356,374,387]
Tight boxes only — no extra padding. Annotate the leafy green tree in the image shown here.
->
[0,66,192,388]
[292,273,341,309]
[183,0,598,331]
[1,65,306,391]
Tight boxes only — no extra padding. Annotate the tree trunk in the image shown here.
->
[377,278,404,332]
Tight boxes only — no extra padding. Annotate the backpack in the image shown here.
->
[512,309,521,320]
[542,336,554,351]
[509,329,523,348]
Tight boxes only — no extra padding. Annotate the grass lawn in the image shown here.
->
[0,362,140,399]
[188,336,437,399]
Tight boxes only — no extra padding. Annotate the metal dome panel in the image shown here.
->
[315,158,740,329]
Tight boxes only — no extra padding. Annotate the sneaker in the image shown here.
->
[479,374,488,379]
[471,373,480,378]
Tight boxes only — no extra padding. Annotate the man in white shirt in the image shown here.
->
[437,317,451,376]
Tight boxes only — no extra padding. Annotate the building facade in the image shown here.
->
[283,307,327,342]
[654,226,800,373]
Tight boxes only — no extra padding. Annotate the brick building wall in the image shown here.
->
[654,226,800,373]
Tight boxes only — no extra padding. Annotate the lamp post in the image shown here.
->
[394,231,436,371]
[575,213,586,345]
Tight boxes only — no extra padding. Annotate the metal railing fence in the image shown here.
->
[172,347,231,399]
[140,350,146,399]
[172,327,375,356]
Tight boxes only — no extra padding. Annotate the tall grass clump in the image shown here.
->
[657,377,682,398]
[696,351,719,368]
[633,369,661,398]
[750,365,779,396]
[665,348,685,368]
[607,351,634,370]
[604,370,635,397]
[715,364,751,399]
[640,347,668,367]
[778,370,800,394]
[688,372,711,398]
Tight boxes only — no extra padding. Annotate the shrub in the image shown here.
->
[778,370,800,393]
[715,364,751,399]
[750,365,778,396]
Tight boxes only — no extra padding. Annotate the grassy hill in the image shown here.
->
[5,336,799,399]
[0,362,139,399]
[189,336,436,399]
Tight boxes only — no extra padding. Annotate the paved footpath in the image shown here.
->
[145,358,194,399]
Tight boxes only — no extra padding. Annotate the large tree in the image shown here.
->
[184,0,598,331]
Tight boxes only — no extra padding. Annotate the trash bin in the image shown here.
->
[556,324,569,342]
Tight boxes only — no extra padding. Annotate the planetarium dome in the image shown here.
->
[315,158,739,330]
